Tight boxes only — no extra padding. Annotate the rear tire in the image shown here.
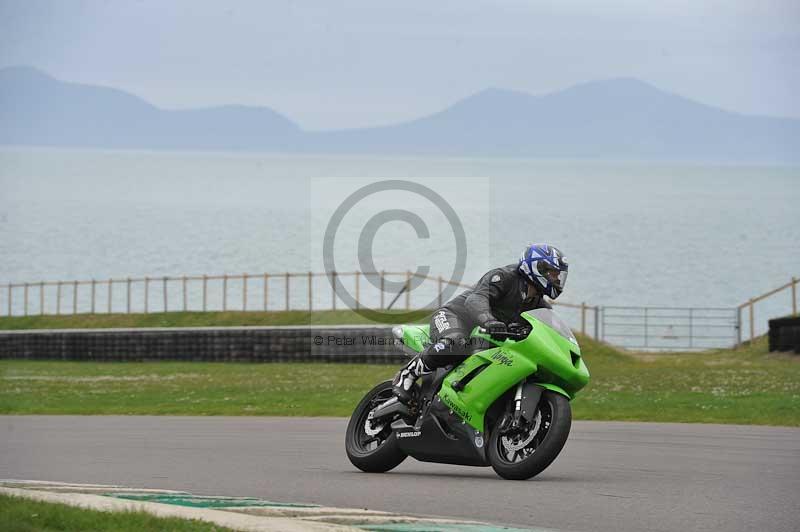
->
[345,380,407,473]
[488,390,571,480]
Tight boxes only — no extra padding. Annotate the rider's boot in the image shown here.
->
[392,354,432,405]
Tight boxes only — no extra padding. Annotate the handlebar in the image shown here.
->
[477,326,530,341]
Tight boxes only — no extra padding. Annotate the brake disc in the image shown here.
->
[501,410,542,452]
[364,410,385,437]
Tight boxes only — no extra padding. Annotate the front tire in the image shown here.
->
[488,390,572,480]
[345,380,407,473]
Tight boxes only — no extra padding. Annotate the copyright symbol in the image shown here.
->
[313,336,324,346]
[323,180,467,323]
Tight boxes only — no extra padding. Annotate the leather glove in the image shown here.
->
[483,320,508,340]
[507,322,532,340]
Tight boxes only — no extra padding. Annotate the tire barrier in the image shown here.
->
[0,326,409,364]
[768,316,800,354]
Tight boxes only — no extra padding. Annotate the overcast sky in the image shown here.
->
[1,0,798,129]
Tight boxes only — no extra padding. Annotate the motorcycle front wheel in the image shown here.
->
[488,390,572,480]
[345,380,407,473]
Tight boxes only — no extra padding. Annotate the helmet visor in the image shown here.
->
[537,261,568,290]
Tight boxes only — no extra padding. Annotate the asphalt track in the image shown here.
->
[1,416,798,532]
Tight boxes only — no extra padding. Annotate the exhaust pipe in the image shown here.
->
[371,396,410,420]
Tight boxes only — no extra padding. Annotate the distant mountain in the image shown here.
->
[0,66,301,150]
[2,66,799,162]
[311,80,800,162]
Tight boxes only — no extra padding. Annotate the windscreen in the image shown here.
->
[525,308,578,345]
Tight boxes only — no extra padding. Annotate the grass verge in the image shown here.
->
[1,334,797,425]
[570,335,799,426]
[0,494,233,532]
[0,310,429,330]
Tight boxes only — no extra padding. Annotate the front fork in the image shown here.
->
[498,381,524,433]
[513,381,524,423]
[501,380,544,432]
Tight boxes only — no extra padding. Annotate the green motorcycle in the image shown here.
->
[345,308,590,480]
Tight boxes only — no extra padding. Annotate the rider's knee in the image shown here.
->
[422,331,469,368]
[445,332,469,352]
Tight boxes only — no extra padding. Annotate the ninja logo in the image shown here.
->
[491,351,514,367]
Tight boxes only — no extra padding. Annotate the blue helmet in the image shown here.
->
[518,244,569,299]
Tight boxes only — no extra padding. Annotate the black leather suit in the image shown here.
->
[422,264,551,369]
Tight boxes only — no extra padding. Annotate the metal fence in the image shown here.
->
[2,271,796,350]
[600,306,739,350]
[598,277,798,350]
[0,270,600,338]
[0,271,445,316]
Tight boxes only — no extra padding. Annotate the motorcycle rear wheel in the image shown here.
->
[488,390,571,480]
[345,380,407,473]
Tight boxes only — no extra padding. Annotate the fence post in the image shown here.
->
[144,277,149,314]
[332,271,337,311]
[355,272,360,310]
[438,276,443,308]
[222,274,228,311]
[749,299,755,343]
[601,307,605,341]
[24,283,29,316]
[202,275,208,311]
[285,272,290,310]
[594,306,599,340]
[182,276,187,311]
[644,307,648,347]
[162,276,168,312]
[581,302,586,335]
[792,277,798,316]
[263,273,269,311]
[126,278,131,314]
[56,282,61,315]
[72,281,78,315]
[40,281,45,316]
[90,279,96,314]
[308,271,312,311]
[107,279,113,313]
[7,283,11,316]
[736,306,742,346]
[688,308,693,349]
[405,270,411,310]
[242,274,248,311]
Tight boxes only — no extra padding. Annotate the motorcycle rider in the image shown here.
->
[392,243,569,404]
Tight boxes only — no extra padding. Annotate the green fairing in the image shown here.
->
[400,310,590,432]
[401,324,431,353]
